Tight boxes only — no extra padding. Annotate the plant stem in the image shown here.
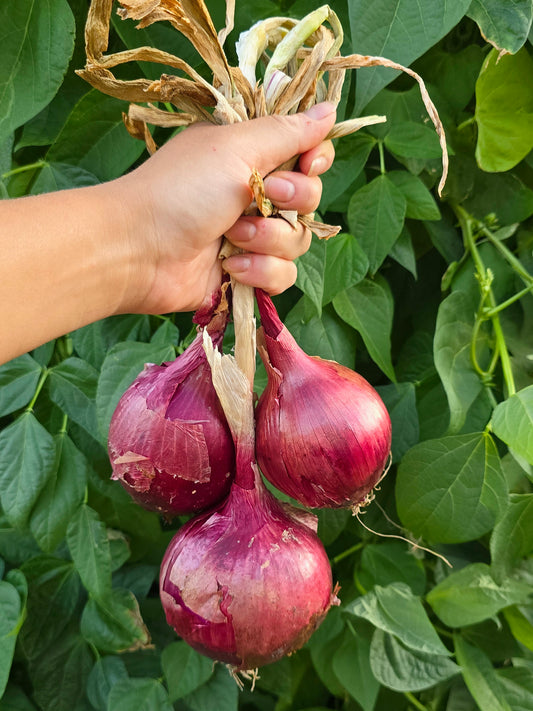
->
[483,284,533,317]
[404,691,429,711]
[482,226,533,286]
[378,140,386,174]
[26,369,49,412]
[2,160,46,180]
[332,541,364,564]
[457,115,475,132]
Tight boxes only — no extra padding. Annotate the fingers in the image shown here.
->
[222,253,298,295]
[225,216,312,261]
[298,138,335,177]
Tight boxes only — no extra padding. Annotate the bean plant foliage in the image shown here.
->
[1,0,533,709]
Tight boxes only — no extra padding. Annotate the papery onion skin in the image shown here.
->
[108,313,234,516]
[159,470,338,670]
[254,289,392,510]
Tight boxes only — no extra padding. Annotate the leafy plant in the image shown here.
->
[1,1,532,710]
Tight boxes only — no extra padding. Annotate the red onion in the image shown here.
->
[108,308,234,516]
[159,456,338,669]
[254,289,392,510]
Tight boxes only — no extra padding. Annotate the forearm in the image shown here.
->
[0,183,132,364]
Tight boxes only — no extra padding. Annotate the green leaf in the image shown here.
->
[503,606,533,651]
[150,319,180,347]
[464,171,533,225]
[316,508,350,546]
[296,234,369,315]
[320,133,376,212]
[182,664,238,711]
[468,0,533,54]
[0,354,42,417]
[96,341,175,441]
[385,123,444,161]
[346,582,450,656]
[29,435,88,554]
[370,629,459,692]
[0,0,75,145]
[285,299,358,368]
[389,227,417,277]
[161,641,214,701]
[0,412,56,529]
[348,0,471,110]
[29,633,93,711]
[86,656,128,711]
[333,276,396,381]
[18,557,80,660]
[433,290,484,433]
[427,562,531,628]
[332,629,380,711]
[396,432,508,543]
[48,357,99,440]
[475,48,533,172]
[66,505,112,600]
[80,588,150,654]
[359,542,426,596]
[387,171,441,220]
[0,579,22,697]
[376,383,419,461]
[70,322,107,370]
[30,162,99,194]
[490,494,533,579]
[497,666,533,711]
[453,635,512,711]
[46,91,146,181]
[492,385,533,464]
[107,678,173,711]
[347,175,406,274]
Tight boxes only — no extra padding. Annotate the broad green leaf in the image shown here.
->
[48,357,99,440]
[320,132,376,212]
[346,582,450,656]
[396,432,508,543]
[296,234,369,315]
[453,635,512,711]
[18,557,80,660]
[47,91,146,181]
[347,175,406,274]
[359,542,426,596]
[108,530,131,572]
[384,123,443,161]
[0,354,41,417]
[433,290,484,433]
[30,162,99,194]
[464,171,533,226]
[475,48,533,172]
[497,666,533,711]
[0,579,22,697]
[182,664,238,711]
[492,385,533,464]
[333,276,395,381]
[332,629,379,711]
[308,608,347,697]
[0,0,75,145]
[150,319,180,347]
[490,494,533,579]
[96,341,175,440]
[370,629,459,692]
[107,678,173,711]
[30,435,88,554]
[70,322,107,370]
[29,633,93,711]
[468,0,533,54]
[285,299,358,368]
[0,413,56,529]
[389,228,417,278]
[348,0,471,111]
[66,505,112,600]
[387,171,441,221]
[503,606,533,651]
[427,563,531,628]
[80,588,150,654]
[86,656,128,711]
[0,683,37,711]
[376,383,419,461]
[162,641,214,701]
[316,508,350,546]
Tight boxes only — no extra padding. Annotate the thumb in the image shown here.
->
[238,102,337,176]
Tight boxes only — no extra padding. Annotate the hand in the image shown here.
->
[115,102,336,314]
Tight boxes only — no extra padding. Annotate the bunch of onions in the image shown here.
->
[107,302,235,516]
[160,329,339,670]
[255,289,392,510]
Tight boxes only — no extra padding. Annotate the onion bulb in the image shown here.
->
[254,289,392,509]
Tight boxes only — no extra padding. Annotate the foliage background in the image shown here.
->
[1,0,533,709]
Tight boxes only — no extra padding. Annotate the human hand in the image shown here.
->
[115,102,336,315]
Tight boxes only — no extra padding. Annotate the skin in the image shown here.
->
[0,102,336,364]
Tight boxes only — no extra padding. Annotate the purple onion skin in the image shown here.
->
[108,331,234,516]
[255,289,392,510]
[160,471,338,670]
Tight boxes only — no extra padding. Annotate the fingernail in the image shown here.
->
[223,255,251,274]
[304,101,336,121]
[264,176,295,202]
[307,156,328,177]
[238,220,257,242]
